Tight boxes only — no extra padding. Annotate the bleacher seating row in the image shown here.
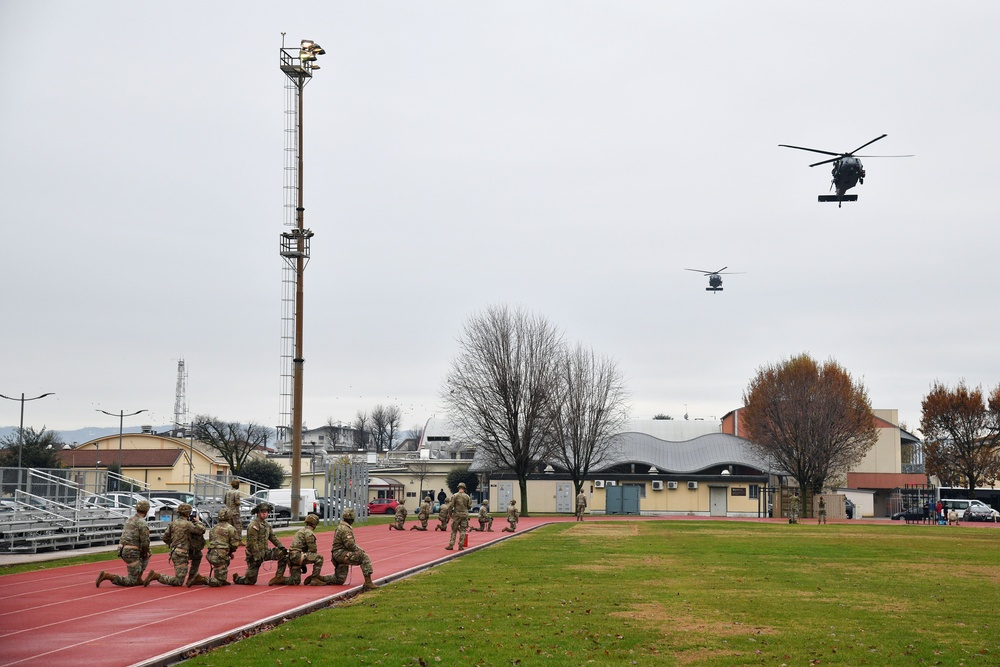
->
[0,506,168,554]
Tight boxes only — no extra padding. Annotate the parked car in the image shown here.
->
[368,498,399,515]
[83,493,167,520]
[963,504,999,522]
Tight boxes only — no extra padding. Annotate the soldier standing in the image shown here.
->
[788,493,800,524]
[96,499,151,587]
[476,503,494,532]
[145,503,206,586]
[817,497,827,524]
[313,508,376,590]
[284,514,327,585]
[575,490,587,521]
[224,479,243,539]
[502,499,519,532]
[410,496,432,531]
[446,482,472,550]
[233,503,289,585]
[435,498,452,531]
[388,502,408,531]
[205,508,240,587]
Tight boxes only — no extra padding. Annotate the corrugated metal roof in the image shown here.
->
[600,432,772,474]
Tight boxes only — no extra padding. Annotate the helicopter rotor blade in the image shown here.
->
[779,144,843,158]
[714,267,728,274]
[685,268,714,274]
[848,134,887,155]
[809,156,843,168]
[852,154,915,159]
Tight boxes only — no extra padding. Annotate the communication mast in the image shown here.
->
[174,359,188,433]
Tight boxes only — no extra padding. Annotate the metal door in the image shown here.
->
[556,482,573,513]
[606,485,623,514]
[497,482,514,511]
[710,486,728,517]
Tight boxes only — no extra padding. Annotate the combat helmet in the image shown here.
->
[177,503,193,517]
[304,514,319,527]
[341,508,356,524]
[136,499,151,514]
[458,482,467,490]
[217,508,231,523]
[231,479,240,489]
[254,502,273,515]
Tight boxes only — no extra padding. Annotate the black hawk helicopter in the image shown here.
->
[779,134,912,207]
[685,267,743,293]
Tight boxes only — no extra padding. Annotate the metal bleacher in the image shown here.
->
[0,468,167,554]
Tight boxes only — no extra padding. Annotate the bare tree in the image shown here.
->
[192,415,272,474]
[741,354,878,504]
[352,411,370,451]
[921,380,1000,493]
[550,343,630,495]
[407,459,434,502]
[443,304,564,515]
[369,405,402,452]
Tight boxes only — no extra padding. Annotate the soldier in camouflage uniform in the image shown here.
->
[817,497,827,524]
[282,514,327,585]
[205,508,241,587]
[388,502,408,531]
[575,491,587,521]
[788,493,801,524]
[435,498,452,531]
[410,496,432,531]
[145,503,207,586]
[233,503,289,585]
[313,508,376,590]
[446,482,472,550]
[475,503,494,532]
[223,479,243,540]
[96,499,151,587]
[502,499,519,532]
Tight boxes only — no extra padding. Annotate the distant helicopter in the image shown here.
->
[685,267,743,293]
[779,134,912,207]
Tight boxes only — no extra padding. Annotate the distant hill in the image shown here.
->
[0,425,173,448]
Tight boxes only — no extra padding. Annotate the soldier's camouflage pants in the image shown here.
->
[206,548,232,586]
[158,550,191,586]
[448,515,469,547]
[235,547,287,584]
[288,550,324,584]
[110,546,148,586]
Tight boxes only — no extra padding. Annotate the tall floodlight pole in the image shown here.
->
[279,37,324,521]
[96,408,148,477]
[0,392,54,468]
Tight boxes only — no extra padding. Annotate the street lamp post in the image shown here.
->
[0,392,55,468]
[279,36,324,521]
[96,409,148,479]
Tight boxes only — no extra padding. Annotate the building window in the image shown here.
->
[623,482,646,499]
[749,484,760,500]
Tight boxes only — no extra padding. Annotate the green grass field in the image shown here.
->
[176,520,1000,666]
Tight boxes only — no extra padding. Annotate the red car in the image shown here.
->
[368,498,399,515]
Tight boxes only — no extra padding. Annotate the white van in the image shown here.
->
[252,488,319,518]
[942,498,990,515]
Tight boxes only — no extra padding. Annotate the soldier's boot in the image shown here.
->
[388,523,394,530]
[233,573,250,585]
[268,574,289,586]
[487,528,494,532]
[409,524,417,530]
[95,570,114,587]
[143,570,160,587]
[186,573,209,587]
[362,574,377,591]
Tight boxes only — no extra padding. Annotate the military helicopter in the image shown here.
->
[685,267,743,293]
[779,134,912,207]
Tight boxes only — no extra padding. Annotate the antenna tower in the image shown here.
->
[174,359,188,432]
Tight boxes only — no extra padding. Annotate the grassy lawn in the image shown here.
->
[181,520,1000,666]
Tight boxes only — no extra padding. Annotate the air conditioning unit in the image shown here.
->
[594,480,605,488]
[606,480,617,486]
[667,481,679,490]
[651,480,664,491]
[688,481,699,490]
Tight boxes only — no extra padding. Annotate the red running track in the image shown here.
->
[0,517,550,667]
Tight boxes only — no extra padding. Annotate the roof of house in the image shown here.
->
[58,449,184,468]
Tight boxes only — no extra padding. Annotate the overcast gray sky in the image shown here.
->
[2,2,998,436]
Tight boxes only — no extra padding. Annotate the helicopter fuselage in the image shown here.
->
[831,156,866,196]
